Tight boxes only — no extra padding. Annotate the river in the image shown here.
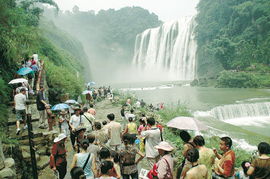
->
[112,82,270,147]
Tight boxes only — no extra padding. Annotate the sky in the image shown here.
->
[53,0,199,21]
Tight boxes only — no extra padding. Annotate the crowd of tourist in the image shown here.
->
[47,98,270,179]
[12,62,270,179]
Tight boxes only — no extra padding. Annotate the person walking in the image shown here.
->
[71,139,96,179]
[14,88,27,135]
[106,113,121,150]
[59,109,70,136]
[36,86,48,128]
[50,133,67,179]
[141,117,161,168]
[70,108,82,150]
[120,134,144,179]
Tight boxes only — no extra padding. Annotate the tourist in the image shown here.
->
[87,134,100,156]
[120,134,144,179]
[151,141,174,179]
[71,139,96,179]
[50,133,67,179]
[120,105,126,121]
[81,107,94,134]
[213,137,235,179]
[75,127,86,153]
[92,122,108,146]
[106,113,121,150]
[46,105,55,131]
[122,117,137,136]
[185,148,208,179]
[125,109,136,121]
[58,109,70,136]
[99,160,117,179]
[141,117,161,168]
[193,135,215,179]
[88,104,96,116]
[178,130,195,179]
[14,88,27,135]
[36,86,48,129]
[70,108,82,150]
[235,161,251,179]
[247,142,270,178]
[111,151,121,179]
[98,148,120,178]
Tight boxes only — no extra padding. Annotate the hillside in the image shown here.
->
[195,0,270,88]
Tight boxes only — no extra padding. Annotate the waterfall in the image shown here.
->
[133,16,197,81]
[209,102,270,121]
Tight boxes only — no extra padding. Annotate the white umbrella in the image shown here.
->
[167,116,208,131]
[8,78,28,84]
[65,99,79,104]
[82,90,92,95]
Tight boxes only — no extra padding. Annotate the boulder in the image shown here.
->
[0,168,16,179]
[4,158,15,168]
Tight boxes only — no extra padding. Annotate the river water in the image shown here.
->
[114,82,270,144]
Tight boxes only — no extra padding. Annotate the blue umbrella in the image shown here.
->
[51,103,70,111]
[17,67,34,76]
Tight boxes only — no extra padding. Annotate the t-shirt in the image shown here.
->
[251,157,270,179]
[107,121,121,146]
[127,123,137,134]
[141,127,161,158]
[70,115,81,129]
[81,113,95,131]
[14,93,26,110]
[36,90,45,111]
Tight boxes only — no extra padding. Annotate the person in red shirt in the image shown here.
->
[50,133,67,179]
[213,137,235,179]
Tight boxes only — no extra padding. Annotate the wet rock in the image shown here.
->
[0,168,16,179]
[4,158,15,169]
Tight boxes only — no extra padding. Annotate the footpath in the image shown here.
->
[39,98,149,178]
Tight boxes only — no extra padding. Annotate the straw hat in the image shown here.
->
[155,141,174,151]
[60,109,67,115]
[54,133,67,143]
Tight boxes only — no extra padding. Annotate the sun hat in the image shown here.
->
[60,109,67,115]
[155,141,174,151]
[54,133,67,143]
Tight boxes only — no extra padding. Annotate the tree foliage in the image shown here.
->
[196,0,270,84]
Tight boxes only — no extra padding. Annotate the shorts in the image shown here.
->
[16,109,26,121]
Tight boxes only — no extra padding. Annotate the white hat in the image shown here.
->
[155,141,174,151]
[53,133,67,143]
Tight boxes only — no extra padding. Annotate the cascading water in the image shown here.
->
[209,102,270,121]
[133,16,197,81]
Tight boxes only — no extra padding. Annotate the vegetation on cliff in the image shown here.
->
[195,0,270,88]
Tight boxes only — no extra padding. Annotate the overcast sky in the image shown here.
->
[53,0,199,21]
